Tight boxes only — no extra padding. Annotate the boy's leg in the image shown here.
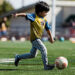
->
[32,39,55,70]
[15,46,38,66]
[18,47,38,59]
[32,39,48,66]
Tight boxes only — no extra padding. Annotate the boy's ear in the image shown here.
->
[39,12,42,15]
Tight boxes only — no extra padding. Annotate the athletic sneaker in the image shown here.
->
[14,55,20,66]
[44,64,55,70]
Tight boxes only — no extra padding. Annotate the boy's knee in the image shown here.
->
[41,48,47,55]
[31,54,36,58]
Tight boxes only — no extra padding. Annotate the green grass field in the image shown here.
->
[0,41,75,75]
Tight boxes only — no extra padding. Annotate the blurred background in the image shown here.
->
[0,0,75,42]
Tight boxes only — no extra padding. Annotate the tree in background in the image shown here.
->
[0,0,13,15]
[0,0,14,27]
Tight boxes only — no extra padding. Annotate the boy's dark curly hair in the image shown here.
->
[35,1,50,14]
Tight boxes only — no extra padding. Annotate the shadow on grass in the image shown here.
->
[0,63,44,71]
[0,69,20,71]
[0,68,44,71]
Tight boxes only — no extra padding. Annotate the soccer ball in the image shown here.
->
[55,56,68,69]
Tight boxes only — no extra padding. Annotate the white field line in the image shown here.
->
[0,58,15,63]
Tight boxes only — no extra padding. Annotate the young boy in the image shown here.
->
[14,1,55,70]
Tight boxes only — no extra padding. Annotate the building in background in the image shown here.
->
[0,0,75,40]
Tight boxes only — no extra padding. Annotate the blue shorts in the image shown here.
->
[0,31,7,37]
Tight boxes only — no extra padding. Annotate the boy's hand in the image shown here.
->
[50,40,54,43]
[48,38,54,43]
[15,13,18,17]
[11,13,18,18]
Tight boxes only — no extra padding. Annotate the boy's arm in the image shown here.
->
[46,30,54,43]
[15,13,26,17]
[45,21,54,43]
[13,13,35,22]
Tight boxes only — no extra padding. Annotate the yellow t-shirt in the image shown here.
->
[26,13,50,41]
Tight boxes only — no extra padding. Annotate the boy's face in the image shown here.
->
[39,11,48,17]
